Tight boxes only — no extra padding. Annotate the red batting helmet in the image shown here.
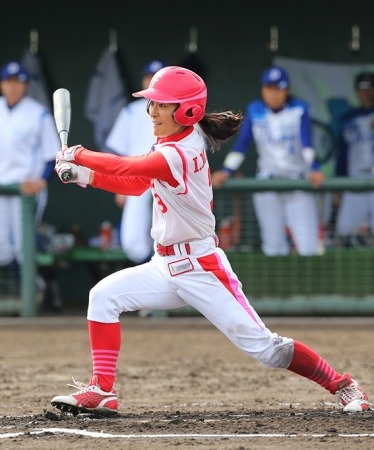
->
[132,66,207,126]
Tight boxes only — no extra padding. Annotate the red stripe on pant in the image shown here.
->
[197,253,236,298]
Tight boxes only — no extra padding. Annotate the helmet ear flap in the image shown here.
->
[174,101,204,126]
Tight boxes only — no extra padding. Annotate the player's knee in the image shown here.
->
[88,283,120,322]
[256,337,294,369]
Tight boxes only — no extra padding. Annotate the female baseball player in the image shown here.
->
[212,66,325,256]
[52,66,369,415]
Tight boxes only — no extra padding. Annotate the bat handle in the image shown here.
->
[61,168,73,181]
[58,162,74,181]
[59,144,73,181]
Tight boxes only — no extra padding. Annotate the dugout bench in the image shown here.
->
[36,246,130,313]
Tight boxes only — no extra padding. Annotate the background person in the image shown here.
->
[105,60,166,317]
[51,66,368,416]
[105,60,166,267]
[0,61,60,302]
[212,66,325,256]
[334,71,374,247]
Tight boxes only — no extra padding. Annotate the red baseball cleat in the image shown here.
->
[330,373,369,412]
[51,375,118,416]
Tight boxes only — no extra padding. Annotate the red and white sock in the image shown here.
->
[88,320,121,392]
[287,340,341,391]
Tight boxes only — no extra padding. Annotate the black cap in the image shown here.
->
[355,72,374,90]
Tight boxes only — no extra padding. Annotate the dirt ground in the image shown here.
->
[0,315,373,450]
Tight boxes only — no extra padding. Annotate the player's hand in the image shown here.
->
[55,161,91,188]
[56,144,83,164]
[21,179,47,196]
[114,193,127,208]
[211,170,230,188]
[308,171,325,188]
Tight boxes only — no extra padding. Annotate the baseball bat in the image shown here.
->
[53,88,72,181]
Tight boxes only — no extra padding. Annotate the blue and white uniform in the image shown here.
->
[335,107,374,236]
[0,96,59,265]
[222,97,320,255]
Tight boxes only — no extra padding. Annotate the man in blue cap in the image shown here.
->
[212,65,325,256]
[105,61,166,316]
[334,71,374,247]
[0,60,60,305]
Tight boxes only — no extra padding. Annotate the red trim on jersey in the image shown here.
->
[163,144,188,195]
[176,146,188,195]
[157,126,194,144]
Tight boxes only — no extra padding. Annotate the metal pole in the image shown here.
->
[21,194,36,317]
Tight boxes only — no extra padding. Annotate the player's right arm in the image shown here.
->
[55,145,178,195]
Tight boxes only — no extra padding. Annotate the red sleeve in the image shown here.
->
[91,173,151,195]
[75,147,177,186]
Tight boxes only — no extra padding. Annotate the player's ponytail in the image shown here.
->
[199,111,243,152]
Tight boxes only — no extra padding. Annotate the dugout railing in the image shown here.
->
[209,177,374,317]
[2,179,374,317]
[0,184,36,317]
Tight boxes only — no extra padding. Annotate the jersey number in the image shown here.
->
[154,193,168,213]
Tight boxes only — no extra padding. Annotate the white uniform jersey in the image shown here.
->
[253,106,308,178]
[0,96,60,184]
[151,127,215,246]
[224,98,315,179]
[106,98,154,156]
[105,98,154,263]
[337,108,374,177]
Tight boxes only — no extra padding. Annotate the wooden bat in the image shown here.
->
[53,88,72,181]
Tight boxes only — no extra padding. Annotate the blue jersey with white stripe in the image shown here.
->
[225,97,317,178]
[336,107,374,177]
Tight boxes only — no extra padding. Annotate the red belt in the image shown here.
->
[157,243,191,257]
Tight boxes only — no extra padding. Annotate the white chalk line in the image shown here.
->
[1,428,374,439]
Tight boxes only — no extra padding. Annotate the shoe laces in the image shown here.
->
[336,379,365,406]
[67,377,96,394]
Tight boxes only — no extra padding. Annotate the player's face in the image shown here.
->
[356,88,374,109]
[148,101,185,137]
[261,85,289,110]
[0,77,28,107]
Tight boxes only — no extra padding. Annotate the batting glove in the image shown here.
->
[55,144,83,164]
[55,161,91,188]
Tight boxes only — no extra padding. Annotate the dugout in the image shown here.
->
[1,1,374,314]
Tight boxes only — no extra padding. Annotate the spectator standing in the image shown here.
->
[105,61,166,317]
[212,66,324,256]
[335,72,374,246]
[105,60,166,267]
[0,61,59,294]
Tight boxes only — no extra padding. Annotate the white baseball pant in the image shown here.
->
[120,190,153,264]
[0,196,22,265]
[87,236,294,369]
[253,191,319,256]
[336,191,374,236]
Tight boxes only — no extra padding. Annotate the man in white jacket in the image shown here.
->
[106,61,166,270]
